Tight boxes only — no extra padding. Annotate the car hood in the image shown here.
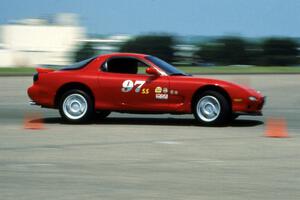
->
[178,75,262,98]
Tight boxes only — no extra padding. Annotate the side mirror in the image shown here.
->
[146,67,160,76]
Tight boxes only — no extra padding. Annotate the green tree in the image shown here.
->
[261,38,299,66]
[195,37,249,65]
[120,35,175,62]
[73,42,96,62]
[194,42,222,64]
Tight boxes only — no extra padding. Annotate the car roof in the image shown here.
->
[99,52,148,58]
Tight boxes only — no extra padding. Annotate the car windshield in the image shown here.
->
[61,56,97,70]
[145,56,187,76]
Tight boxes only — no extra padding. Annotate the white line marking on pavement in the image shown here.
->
[6,163,56,170]
[154,141,181,145]
[192,159,225,164]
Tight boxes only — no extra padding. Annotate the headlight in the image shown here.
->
[249,96,257,101]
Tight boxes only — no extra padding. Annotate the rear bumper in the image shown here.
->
[27,85,55,108]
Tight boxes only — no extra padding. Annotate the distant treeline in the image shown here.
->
[194,36,299,66]
[74,35,300,66]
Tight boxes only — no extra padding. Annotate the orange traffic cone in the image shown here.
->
[265,118,288,138]
[23,112,45,130]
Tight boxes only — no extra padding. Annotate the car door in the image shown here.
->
[97,56,170,112]
[119,73,170,111]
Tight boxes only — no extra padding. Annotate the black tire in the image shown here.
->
[193,90,231,125]
[231,113,239,121]
[94,110,111,119]
[59,89,94,123]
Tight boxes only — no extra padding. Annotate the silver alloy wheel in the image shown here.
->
[62,94,88,120]
[196,95,221,122]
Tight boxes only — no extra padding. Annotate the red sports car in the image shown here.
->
[28,53,265,125]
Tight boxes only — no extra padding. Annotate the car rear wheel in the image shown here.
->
[193,91,230,125]
[59,89,93,123]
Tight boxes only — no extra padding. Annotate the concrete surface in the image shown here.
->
[0,75,300,200]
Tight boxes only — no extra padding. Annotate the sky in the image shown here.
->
[1,0,300,37]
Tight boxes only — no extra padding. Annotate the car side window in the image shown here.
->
[101,57,149,75]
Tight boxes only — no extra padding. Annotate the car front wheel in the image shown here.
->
[59,89,93,123]
[193,91,230,125]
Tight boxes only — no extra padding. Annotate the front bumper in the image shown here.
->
[233,96,266,116]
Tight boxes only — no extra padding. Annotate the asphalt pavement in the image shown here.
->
[0,75,300,200]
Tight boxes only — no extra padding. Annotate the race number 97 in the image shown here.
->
[121,80,145,93]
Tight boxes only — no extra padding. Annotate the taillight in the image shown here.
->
[33,73,39,82]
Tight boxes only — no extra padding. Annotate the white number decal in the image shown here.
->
[121,80,134,92]
[134,80,145,93]
[121,80,145,93]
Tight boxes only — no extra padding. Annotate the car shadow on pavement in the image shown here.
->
[40,117,264,127]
